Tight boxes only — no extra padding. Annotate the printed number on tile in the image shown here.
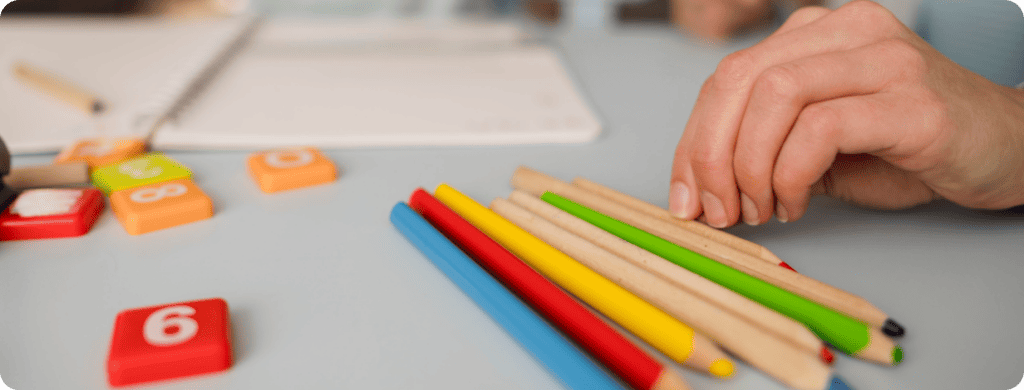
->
[130,183,188,204]
[143,305,199,346]
[119,160,163,180]
[265,150,313,169]
[77,140,116,157]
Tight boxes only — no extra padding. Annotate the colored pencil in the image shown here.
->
[389,202,629,390]
[13,62,106,115]
[433,184,735,377]
[540,192,903,366]
[512,166,904,338]
[408,189,690,390]
[571,177,793,271]
[506,190,830,362]
[492,197,843,390]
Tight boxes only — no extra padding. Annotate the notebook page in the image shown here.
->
[151,23,601,150]
[0,16,252,154]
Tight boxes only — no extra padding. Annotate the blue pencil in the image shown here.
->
[390,202,627,390]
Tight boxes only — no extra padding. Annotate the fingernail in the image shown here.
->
[740,193,759,226]
[776,201,789,223]
[700,191,727,228]
[669,182,691,218]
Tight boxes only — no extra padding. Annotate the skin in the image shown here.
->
[668,1,1024,227]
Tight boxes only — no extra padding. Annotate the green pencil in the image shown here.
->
[541,191,902,366]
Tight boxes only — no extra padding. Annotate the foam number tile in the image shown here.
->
[91,153,192,195]
[54,137,147,169]
[247,147,337,193]
[109,179,213,235]
[0,188,105,240]
[106,298,232,387]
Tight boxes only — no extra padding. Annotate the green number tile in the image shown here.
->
[91,153,192,195]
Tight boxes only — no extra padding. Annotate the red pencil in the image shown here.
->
[409,188,689,390]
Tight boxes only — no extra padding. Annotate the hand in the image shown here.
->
[668,0,813,40]
[668,1,1024,227]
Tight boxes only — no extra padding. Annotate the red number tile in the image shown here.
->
[107,298,232,387]
[0,188,104,240]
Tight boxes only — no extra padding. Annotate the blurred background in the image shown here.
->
[3,0,1020,87]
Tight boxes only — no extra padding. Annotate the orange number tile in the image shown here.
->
[54,138,147,169]
[110,179,213,235]
[247,148,337,193]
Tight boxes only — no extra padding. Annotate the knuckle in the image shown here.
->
[733,154,765,189]
[797,104,842,140]
[878,39,927,78]
[689,147,730,174]
[754,65,804,102]
[713,51,758,90]
[787,6,829,24]
[772,166,800,194]
[842,0,899,31]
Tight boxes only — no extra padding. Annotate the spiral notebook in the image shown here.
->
[1,17,601,154]
[0,16,257,154]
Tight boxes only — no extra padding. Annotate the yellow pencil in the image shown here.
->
[13,62,106,115]
[492,196,836,390]
[512,166,902,336]
[434,183,735,378]
[506,190,827,359]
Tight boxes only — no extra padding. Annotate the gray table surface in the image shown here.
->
[3,20,1024,390]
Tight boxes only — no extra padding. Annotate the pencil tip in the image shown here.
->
[883,319,905,337]
[708,358,734,378]
[828,375,853,390]
[92,101,105,114]
[892,345,903,366]
[778,261,797,272]
[821,347,835,365]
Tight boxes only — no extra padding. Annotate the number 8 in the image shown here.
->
[143,305,199,346]
[130,183,188,204]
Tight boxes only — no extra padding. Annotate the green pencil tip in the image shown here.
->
[892,346,903,365]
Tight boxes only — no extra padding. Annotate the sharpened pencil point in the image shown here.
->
[821,347,834,365]
[708,358,734,378]
[778,261,796,271]
[892,346,903,365]
[883,319,905,337]
[828,375,852,390]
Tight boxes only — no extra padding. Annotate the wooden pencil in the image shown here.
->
[571,177,793,270]
[541,191,903,366]
[493,197,841,390]
[13,62,105,115]
[512,166,904,337]
[4,162,90,190]
[409,189,690,390]
[390,202,630,390]
[433,184,736,377]
[507,190,829,362]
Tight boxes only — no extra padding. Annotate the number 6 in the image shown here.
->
[143,305,199,346]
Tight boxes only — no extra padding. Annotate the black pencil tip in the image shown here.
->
[883,319,905,337]
[92,101,105,114]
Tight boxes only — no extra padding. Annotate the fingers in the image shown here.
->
[673,0,772,40]
[732,39,923,225]
[772,94,906,222]
[670,0,912,227]
[772,5,829,35]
